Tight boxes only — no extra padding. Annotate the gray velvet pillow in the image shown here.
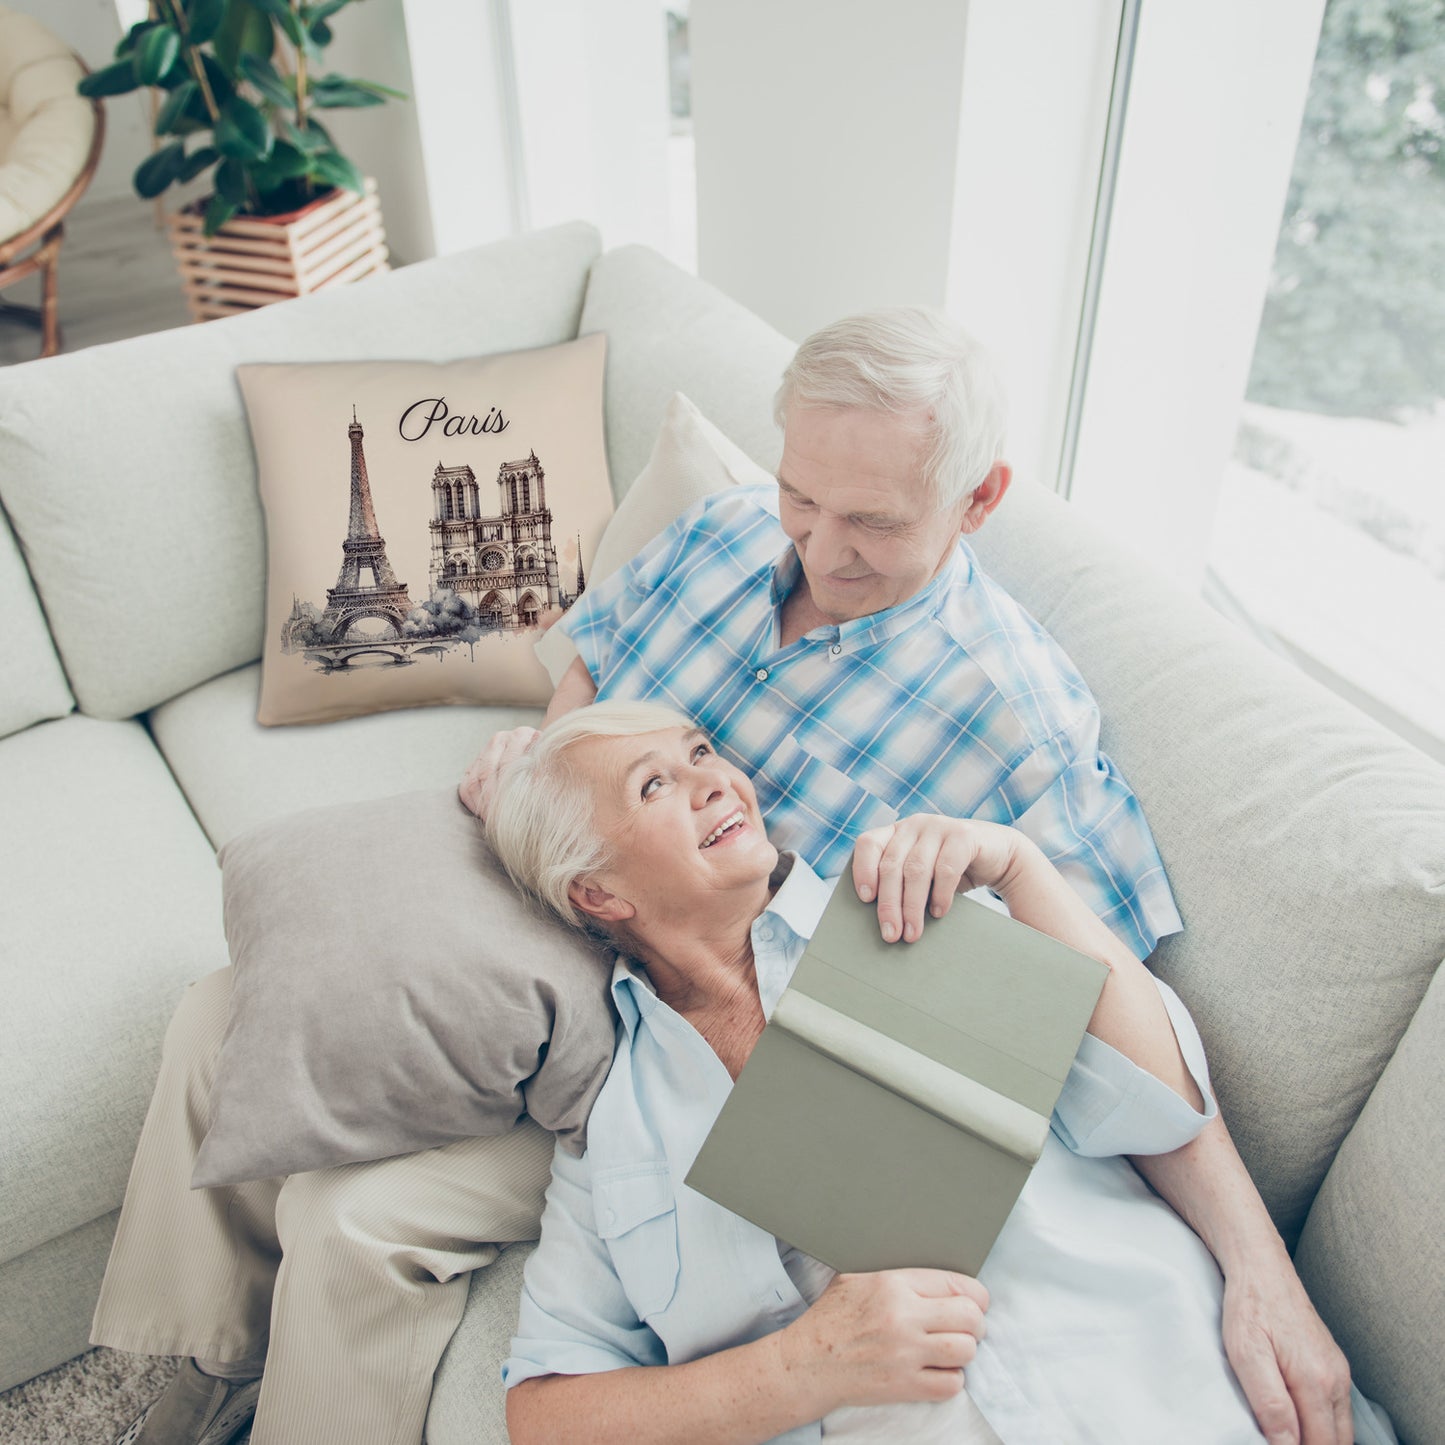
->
[192,788,617,1188]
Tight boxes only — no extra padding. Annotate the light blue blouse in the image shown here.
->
[504,858,1271,1443]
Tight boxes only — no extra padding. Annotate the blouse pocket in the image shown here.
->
[593,1162,681,1321]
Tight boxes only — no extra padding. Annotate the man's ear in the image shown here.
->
[567,879,636,924]
[958,462,1012,536]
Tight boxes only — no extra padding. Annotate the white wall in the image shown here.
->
[393,0,515,258]
[685,0,1123,500]
[690,0,972,343]
[309,0,432,264]
[509,0,672,252]
[945,0,1121,494]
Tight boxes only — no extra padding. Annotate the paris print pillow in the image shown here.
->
[239,334,612,725]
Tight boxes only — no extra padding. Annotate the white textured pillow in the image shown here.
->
[534,392,773,684]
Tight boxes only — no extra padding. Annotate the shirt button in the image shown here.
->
[755,668,769,681]
[756,924,773,943]
[830,644,842,655]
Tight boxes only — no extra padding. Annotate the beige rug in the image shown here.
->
[0,1349,199,1445]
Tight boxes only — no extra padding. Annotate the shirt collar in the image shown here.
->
[767,541,973,652]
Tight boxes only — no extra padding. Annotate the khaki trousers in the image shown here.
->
[91,968,555,1445]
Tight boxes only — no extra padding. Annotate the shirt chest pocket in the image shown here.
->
[758,731,898,864]
[593,1164,681,1322]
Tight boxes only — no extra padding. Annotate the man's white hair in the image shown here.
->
[773,307,1008,511]
[487,700,697,930]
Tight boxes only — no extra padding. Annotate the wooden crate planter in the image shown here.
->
[166,178,389,322]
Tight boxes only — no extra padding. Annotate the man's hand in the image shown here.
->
[458,726,540,822]
[1221,1262,1353,1445]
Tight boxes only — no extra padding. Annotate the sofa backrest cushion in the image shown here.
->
[579,244,795,497]
[969,479,1445,1245]
[0,221,601,721]
[0,503,71,738]
[1294,957,1444,1445]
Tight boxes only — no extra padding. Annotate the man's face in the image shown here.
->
[776,405,973,623]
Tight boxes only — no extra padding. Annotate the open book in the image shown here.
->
[685,884,1109,1275]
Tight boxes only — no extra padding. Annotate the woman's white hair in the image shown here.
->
[487,700,697,931]
[773,307,1007,511]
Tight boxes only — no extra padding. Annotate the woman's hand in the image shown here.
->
[778,1269,989,1412]
[458,726,540,822]
[852,815,1030,943]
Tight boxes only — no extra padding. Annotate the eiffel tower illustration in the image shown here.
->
[319,408,414,641]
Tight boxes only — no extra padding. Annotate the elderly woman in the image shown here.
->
[485,700,1279,1445]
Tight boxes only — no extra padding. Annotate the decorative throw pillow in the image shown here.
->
[534,391,772,685]
[192,787,618,1188]
[239,333,612,725]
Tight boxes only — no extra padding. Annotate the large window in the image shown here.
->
[1206,0,1445,757]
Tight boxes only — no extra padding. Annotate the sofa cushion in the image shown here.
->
[580,244,795,499]
[239,336,612,725]
[0,221,601,722]
[0,502,71,739]
[968,478,1445,1244]
[427,1241,534,1445]
[0,715,227,1267]
[1295,958,1445,1445]
[0,1211,119,1394]
[147,663,539,849]
[195,790,615,1186]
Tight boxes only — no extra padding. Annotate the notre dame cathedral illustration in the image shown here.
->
[429,450,575,629]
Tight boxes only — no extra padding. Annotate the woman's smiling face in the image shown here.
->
[565,726,778,927]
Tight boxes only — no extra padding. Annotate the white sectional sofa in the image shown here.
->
[1,222,1441,1443]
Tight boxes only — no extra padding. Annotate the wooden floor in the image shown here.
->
[0,194,193,366]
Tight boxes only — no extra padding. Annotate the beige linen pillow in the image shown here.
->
[240,334,612,725]
[193,788,617,1188]
[534,391,771,685]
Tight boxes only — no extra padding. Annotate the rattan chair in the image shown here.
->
[0,7,104,359]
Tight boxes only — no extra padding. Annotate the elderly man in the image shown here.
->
[463,309,1353,1445]
[95,310,1350,1445]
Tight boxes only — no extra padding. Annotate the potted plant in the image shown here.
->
[79,0,405,319]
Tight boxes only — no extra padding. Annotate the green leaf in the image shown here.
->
[115,20,157,59]
[134,25,181,86]
[239,53,295,107]
[308,18,332,47]
[309,148,363,194]
[178,145,220,182]
[281,115,332,153]
[80,60,142,98]
[301,0,351,23]
[214,0,275,75]
[350,78,408,101]
[264,139,311,178]
[133,142,185,199]
[309,75,384,108]
[186,0,227,47]
[203,193,239,236]
[247,0,306,45]
[215,95,274,160]
[154,79,198,135]
[199,53,236,107]
[215,156,249,204]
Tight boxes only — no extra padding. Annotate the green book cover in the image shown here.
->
[684,886,1109,1276]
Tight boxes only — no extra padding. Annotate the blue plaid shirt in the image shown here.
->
[558,485,1180,959]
